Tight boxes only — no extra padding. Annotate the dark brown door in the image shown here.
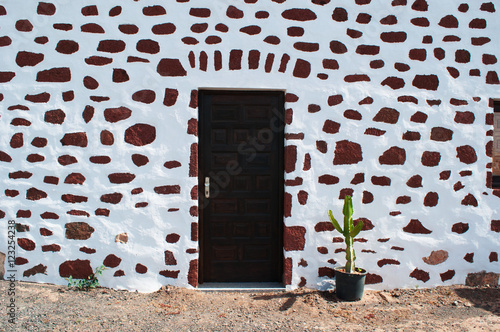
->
[199,90,284,283]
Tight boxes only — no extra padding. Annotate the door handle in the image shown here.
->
[204,177,210,198]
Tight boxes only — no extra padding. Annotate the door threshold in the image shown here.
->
[197,282,286,292]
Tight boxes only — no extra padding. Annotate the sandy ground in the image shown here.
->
[0,280,499,331]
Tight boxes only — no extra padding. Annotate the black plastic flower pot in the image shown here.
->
[334,266,367,301]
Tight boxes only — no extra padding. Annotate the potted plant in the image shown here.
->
[328,195,367,301]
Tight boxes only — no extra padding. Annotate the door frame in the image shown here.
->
[197,89,285,284]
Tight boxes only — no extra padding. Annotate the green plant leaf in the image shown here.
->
[350,219,363,238]
[328,210,343,234]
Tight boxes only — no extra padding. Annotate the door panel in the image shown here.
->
[199,90,284,283]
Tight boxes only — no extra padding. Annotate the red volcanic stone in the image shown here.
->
[333,140,362,165]
[318,267,335,278]
[330,40,347,54]
[453,181,465,191]
[349,173,364,185]
[136,39,159,54]
[373,107,399,124]
[104,107,132,123]
[60,132,87,147]
[421,151,441,167]
[317,247,328,254]
[85,56,112,66]
[315,222,334,232]
[282,8,316,21]
[370,60,385,68]
[114,270,125,277]
[42,244,61,252]
[411,17,430,27]
[424,192,439,207]
[64,173,86,185]
[192,23,209,33]
[316,140,327,153]
[100,193,123,204]
[41,212,59,219]
[403,219,432,234]
[356,45,379,55]
[287,27,304,37]
[452,222,469,234]
[189,143,198,177]
[395,64,411,73]
[412,74,439,90]
[164,250,177,265]
[380,31,407,43]
[59,259,93,279]
[188,259,198,287]
[227,5,243,18]
[255,10,269,18]
[412,0,428,11]
[27,154,44,163]
[332,7,348,22]
[16,51,44,67]
[455,111,475,124]
[410,268,430,282]
[187,118,197,136]
[83,76,99,89]
[448,66,460,77]
[359,97,373,105]
[157,58,187,76]
[294,42,319,52]
[323,59,339,70]
[455,49,471,63]
[108,173,136,184]
[9,171,33,179]
[152,23,176,35]
[103,254,122,268]
[344,109,362,120]
[16,19,33,31]
[434,48,445,60]
[298,190,308,205]
[23,264,49,277]
[67,210,90,217]
[95,208,110,216]
[56,40,79,54]
[339,188,354,199]
[25,92,50,103]
[284,145,297,173]
[97,40,125,53]
[58,155,77,166]
[44,176,59,185]
[112,68,129,83]
[463,253,474,263]
[486,71,500,84]
[371,176,391,186]
[322,120,340,134]
[0,151,12,163]
[345,74,370,82]
[483,54,497,65]
[422,35,433,43]
[81,23,105,34]
[411,111,428,123]
[0,72,15,83]
[166,233,181,243]
[409,48,426,61]
[100,130,114,146]
[377,259,400,267]
[456,145,477,164]
[431,127,453,141]
[307,104,321,114]
[159,270,180,279]
[356,13,372,23]
[118,24,138,35]
[379,146,406,165]
[45,109,66,124]
[318,175,340,185]
[131,188,143,195]
[182,37,199,45]
[381,76,405,89]
[5,190,19,197]
[439,171,451,180]
[37,2,56,15]
[407,175,423,188]
[124,124,156,146]
[327,94,343,106]
[189,7,210,17]
[248,50,260,69]
[164,161,182,169]
[491,220,500,232]
[131,154,149,167]
[0,36,12,46]
[346,29,362,39]
[469,18,487,29]
[439,15,459,28]
[303,154,311,171]
[154,185,181,195]
[284,226,306,251]
[36,67,71,82]
[462,194,478,207]
[81,5,98,16]
[17,238,36,251]
[402,131,420,141]
[143,5,166,16]
[396,196,411,204]
[263,35,280,45]
[480,2,495,12]
[10,133,23,148]
[81,105,94,123]
[26,187,47,200]
[163,88,179,106]
[15,257,28,265]
[61,194,88,204]
[440,270,455,282]
[380,15,397,25]
[40,228,53,236]
[135,264,147,274]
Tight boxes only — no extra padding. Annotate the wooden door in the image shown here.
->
[198,90,284,283]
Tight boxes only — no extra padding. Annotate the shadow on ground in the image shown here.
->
[454,287,500,316]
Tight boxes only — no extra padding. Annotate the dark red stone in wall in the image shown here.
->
[379,146,406,165]
[163,88,179,106]
[16,19,33,32]
[152,23,176,35]
[188,259,198,287]
[59,259,93,279]
[137,39,160,54]
[143,5,166,16]
[124,124,156,146]
[100,193,123,204]
[412,74,439,90]
[103,254,122,268]
[109,173,136,184]
[381,76,405,89]
[60,132,87,147]
[97,40,126,53]
[330,41,347,54]
[64,173,86,185]
[154,185,181,195]
[410,268,430,282]
[104,107,132,123]
[407,175,423,188]
[333,140,362,165]
[332,7,348,22]
[56,40,79,54]
[16,51,44,67]
[157,58,187,76]
[373,107,399,124]
[456,145,477,164]
[423,192,439,207]
[37,2,56,15]
[439,15,459,28]
[452,222,469,234]
[112,69,129,83]
[371,176,391,186]
[403,219,432,234]
[36,67,71,82]
[284,226,306,251]
[421,151,441,167]
[380,31,407,43]
[430,127,453,141]
[81,23,105,34]
[282,8,317,21]
[322,120,340,134]
[26,187,47,200]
